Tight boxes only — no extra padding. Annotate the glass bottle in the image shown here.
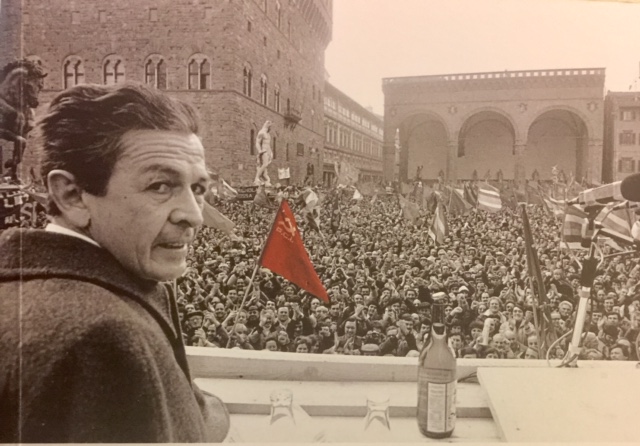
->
[417,302,457,439]
[263,389,326,443]
[361,393,392,442]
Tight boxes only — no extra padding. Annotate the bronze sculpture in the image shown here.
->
[0,59,47,181]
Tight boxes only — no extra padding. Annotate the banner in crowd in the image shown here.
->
[278,167,291,180]
[259,200,329,302]
[398,194,420,225]
[335,160,359,187]
[0,186,46,229]
[235,186,258,201]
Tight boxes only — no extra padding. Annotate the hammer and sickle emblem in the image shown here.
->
[278,216,297,238]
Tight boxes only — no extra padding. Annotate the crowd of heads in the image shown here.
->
[176,188,640,361]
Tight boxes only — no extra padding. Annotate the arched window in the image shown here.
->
[274,84,281,112]
[243,65,253,97]
[260,74,268,105]
[250,128,256,155]
[103,55,125,85]
[63,56,84,89]
[276,1,282,28]
[273,136,277,159]
[144,55,167,89]
[187,54,210,90]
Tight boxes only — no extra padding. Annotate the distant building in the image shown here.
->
[382,68,605,184]
[0,0,333,185]
[603,92,640,183]
[322,82,383,186]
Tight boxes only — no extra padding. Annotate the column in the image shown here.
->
[513,140,527,188]
[446,139,458,182]
[586,139,603,184]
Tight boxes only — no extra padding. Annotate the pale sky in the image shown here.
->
[325,0,640,114]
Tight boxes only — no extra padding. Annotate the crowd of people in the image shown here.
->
[174,185,640,361]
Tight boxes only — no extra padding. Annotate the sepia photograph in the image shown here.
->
[1,0,640,443]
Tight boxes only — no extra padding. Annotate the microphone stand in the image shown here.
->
[565,225,640,367]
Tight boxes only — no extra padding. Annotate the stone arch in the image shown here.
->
[525,107,589,181]
[527,104,593,141]
[397,111,450,181]
[396,108,451,141]
[456,108,518,180]
[456,106,522,142]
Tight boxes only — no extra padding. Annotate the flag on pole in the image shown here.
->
[463,182,478,206]
[561,205,588,250]
[259,200,329,302]
[202,201,235,235]
[451,187,473,214]
[543,194,565,219]
[520,205,548,307]
[352,188,363,201]
[218,177,238,200]
[595,204,636,237]
[398,194,420,225]
[298,187,319,210]
[428,202,448,244]
[478,183,502,213]
[253,186,275,209]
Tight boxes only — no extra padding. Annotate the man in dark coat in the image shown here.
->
[0,83,229,442]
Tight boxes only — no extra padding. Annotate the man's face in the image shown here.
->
[610,347,627,361]
[604,299,614,312]
[320,326,331,337]
[493,335,508,352]
[214,304,226,319]
[607,314,619,325]
[189,315,203,329]
[345,321,357,338]
[559,303,572,317]
[227,290,238,301]
[277,307,289,321]
[266,301,276,311]
[471,327,482,339]
[265,340,278,351]
[83,130,208,281]
[450,335,463,350]
[315,306,329,320]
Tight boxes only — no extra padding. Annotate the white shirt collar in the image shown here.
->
[45,223,101,248]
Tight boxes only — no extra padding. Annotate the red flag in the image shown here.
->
[259,200,329,302]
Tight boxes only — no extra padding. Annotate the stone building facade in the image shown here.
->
[0,0,333,185]
[322,82,383,186]
[603,91,640,183]
[382,68,605,184]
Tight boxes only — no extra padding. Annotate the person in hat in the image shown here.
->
[0,84,228,442]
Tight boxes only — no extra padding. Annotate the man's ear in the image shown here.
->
[47,169,91,228]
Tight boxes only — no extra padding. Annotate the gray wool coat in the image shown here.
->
[0,229,230,443]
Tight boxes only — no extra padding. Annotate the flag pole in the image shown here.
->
[226,262,260,348]
[226,201,283,348]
